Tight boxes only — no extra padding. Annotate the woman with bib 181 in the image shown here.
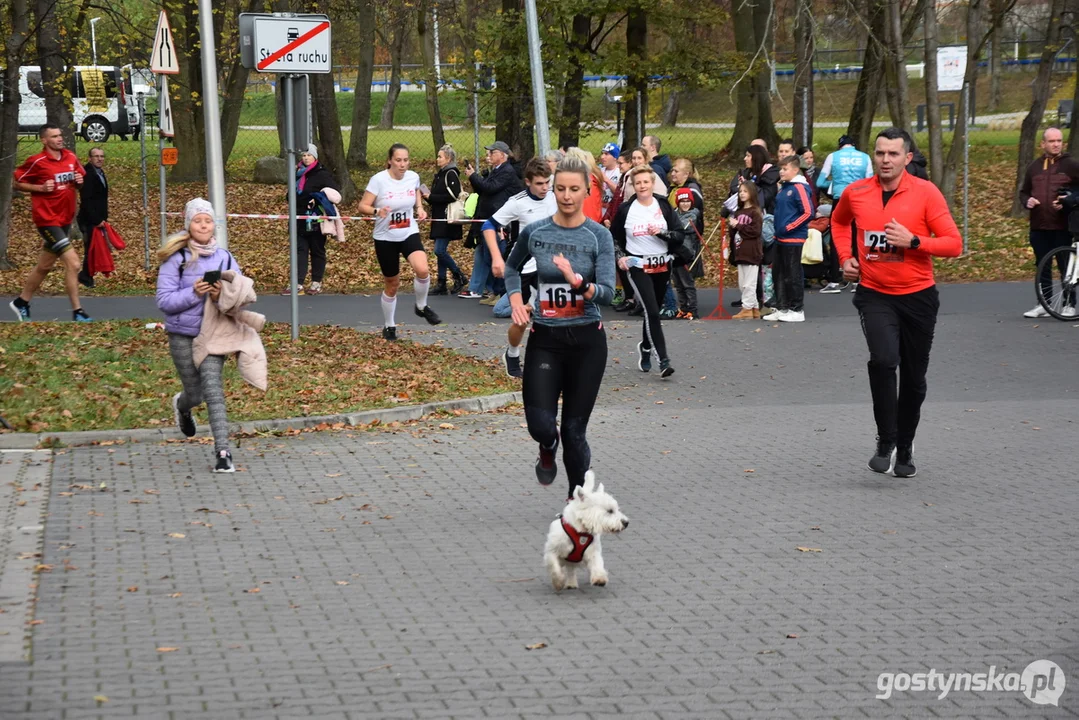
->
[359,144,442,341]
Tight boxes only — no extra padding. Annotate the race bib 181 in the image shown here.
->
[863,230,904,262]
[388,210,411,230]
[538,283,584,319]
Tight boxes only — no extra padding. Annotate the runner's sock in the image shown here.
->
[506,345,520,358]
[381,293,398,327]
[414,275,430,310]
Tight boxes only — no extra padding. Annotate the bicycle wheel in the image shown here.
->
[1035,243,1079,321]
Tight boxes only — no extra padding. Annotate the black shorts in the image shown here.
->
[374,234,426,278]
[38,225,73,255]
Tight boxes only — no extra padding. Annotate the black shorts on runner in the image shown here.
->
[38,225,73,255]
[374,234,425,278]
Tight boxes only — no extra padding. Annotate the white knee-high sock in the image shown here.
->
[414,275,430,310]
[381,293,397,327]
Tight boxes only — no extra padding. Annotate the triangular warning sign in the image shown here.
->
[159,76,175,138]
[150,10,180,74]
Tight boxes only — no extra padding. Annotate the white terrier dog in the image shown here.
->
[544,471,629,592]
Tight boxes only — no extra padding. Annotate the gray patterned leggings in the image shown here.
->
[168,333,230,452]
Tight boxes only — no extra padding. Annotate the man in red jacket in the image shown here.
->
[832,127,962,478]
[1019,126,1079,318]
[9,124,90,322]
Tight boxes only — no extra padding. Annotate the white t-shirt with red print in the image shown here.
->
[365,169,421,241]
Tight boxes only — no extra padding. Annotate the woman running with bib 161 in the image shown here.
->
[359,143,442,341]
[505,155,616,500]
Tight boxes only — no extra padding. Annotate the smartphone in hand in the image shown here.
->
[202,270,221,285]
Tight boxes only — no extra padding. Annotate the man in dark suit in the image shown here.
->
[459,140,524,302]
[76,147,108,288]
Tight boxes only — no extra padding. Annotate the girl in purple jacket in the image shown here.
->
[156,198,240,473]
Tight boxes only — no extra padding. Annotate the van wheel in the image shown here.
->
[81,118,111,143]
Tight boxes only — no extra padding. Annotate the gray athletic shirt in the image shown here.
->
[504,216,616,327]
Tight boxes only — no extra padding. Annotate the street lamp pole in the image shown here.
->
[90,17,101,66]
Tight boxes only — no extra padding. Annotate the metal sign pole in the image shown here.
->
[159,74,167,247]
[138,93,150,270]
[962,81,969,255]
[198,0,228,249]
[473,62,480,167]
[523,0,550,155]
[285,75,299,341]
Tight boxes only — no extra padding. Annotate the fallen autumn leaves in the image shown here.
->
[0,320,517,433]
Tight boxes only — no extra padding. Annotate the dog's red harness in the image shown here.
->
[559,514,594,563]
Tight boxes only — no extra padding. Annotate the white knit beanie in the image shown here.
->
[306,143,318,160]
[184,198,215,230]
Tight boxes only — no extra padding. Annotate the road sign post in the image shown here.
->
[159,75,168,248]
[198,0,228,249]
[138,92,150,271]
[240,13,330,340]
[150,10,178,250]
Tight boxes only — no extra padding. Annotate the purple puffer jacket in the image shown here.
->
[156,247,241,337]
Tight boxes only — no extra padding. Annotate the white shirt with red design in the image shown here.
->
[365,169,420,241]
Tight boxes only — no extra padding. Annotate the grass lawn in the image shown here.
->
[0,321,518,433]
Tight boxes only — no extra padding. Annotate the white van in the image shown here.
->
[18,65,141,142]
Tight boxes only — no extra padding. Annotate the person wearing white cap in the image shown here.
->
[359,143,442,340]
[285,143,340,295]
[156,198,241,473]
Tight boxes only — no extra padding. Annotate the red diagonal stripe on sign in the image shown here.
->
[257,21,330,70]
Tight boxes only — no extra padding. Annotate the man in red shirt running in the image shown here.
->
[9,124,91,322]
[832,127,962,478]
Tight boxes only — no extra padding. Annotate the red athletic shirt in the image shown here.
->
[832,172,962,295]
[13,148,84,227]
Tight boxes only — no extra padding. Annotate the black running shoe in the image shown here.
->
[73,308,93,323]
[637,342,651,372]
[382,326,397,341]
[627,304,644,317]
[213,450,235,473]
[659,358,674,378]
[415,304,442,325]
[503,350,523,379]
[172,392,197,437]
[867,438,896,474]
[535,438,559,485]
[9,299,30,322]
[894,445,917,478]
[77,269,95,288]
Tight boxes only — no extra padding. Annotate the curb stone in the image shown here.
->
[0,391,522,450]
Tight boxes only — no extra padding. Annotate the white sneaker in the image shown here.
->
[778,310,805,322]
[820,283,842,294]
[1023,305,1049,318]
[1063,305,1077,318]
[761,310,785,321]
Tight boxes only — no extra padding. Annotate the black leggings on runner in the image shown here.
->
[523,322,607,497]
[626,266,670,360]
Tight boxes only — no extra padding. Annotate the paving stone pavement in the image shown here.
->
[1,283,1078,719]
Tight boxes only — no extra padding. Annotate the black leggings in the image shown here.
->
[853,285,939,447]
[626,266,670,360]
[523,322,607,497]
[297,229,326,284]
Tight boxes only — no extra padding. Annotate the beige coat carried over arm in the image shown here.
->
[193,270,268,391]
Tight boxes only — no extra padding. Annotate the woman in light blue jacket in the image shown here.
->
[156,198,240,473]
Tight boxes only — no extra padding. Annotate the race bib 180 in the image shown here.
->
[863,230,904,262]
[538,283,584,319]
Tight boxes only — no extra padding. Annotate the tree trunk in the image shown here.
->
[793,0,814,148]
[1011,0,1066,214]
[988,1,1002,112]
[923,0,944,185]
[557,14,590,149]
[662,90,681,127]
[623,5,648,150]
[34,0,76,150]
[0,0,31,269]
[169,0,207,182]
[940,0,985,204]
[847,0,887,152]
[494,0,534,159]
[417,0,445,154]
[347,0,377,167]
[220,57,250,167]
[883,0,912,134]
[377,20,406,130]
[726,0,760,154]
[311,71,358,204]
[753,0,780,150]
[1070,64,1079,156]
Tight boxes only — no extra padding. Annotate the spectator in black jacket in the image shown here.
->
[76,147,108,288]
[289,144,340,295]
[798,146,822,207]
[459,140,524,301]
[426,144,468,295]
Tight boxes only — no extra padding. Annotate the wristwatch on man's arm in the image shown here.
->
[910,235,921,250]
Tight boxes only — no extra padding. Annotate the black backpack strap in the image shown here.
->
[177,248,187,280]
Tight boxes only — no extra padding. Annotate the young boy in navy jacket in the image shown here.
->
[764,155,815,323]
